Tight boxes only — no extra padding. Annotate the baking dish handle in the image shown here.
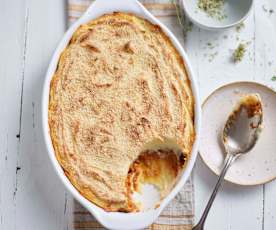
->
[83,0,146,18]
[86,206,160,230]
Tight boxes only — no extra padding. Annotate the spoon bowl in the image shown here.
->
[223,94,263,155]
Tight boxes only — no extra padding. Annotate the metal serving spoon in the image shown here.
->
[193,94,263,230]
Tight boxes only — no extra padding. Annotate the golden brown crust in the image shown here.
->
[48,12,195,212]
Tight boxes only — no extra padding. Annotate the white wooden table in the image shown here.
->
[0,0,275,229]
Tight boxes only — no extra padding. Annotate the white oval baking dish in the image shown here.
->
[42,0,201,229]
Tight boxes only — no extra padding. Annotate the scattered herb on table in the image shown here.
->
[208,51,218,62]
[171,0,193,37]
[233,43,246,63]
[262,5,274,15]
[236,22,245,32]
[207,42,215,49]
[262,5,268,12]
[271,76,276,81]
[198,0,226,20]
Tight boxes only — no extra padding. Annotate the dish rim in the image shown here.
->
[41,0,201,229]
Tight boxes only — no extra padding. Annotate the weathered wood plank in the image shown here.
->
[0,1,27,229]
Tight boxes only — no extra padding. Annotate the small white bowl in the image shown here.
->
[182,0,254,30]
[41,0,201,229]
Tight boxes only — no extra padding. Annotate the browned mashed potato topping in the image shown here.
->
[48,12,195,212]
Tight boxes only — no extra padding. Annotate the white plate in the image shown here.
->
[41,0,201,229]
[200,82,276,186]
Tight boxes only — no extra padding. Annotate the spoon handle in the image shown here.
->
[192,154,237,230]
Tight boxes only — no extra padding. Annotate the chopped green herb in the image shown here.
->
[198,0,226,20]
[233,43,246,63]
[271,76,276,81]
[263,5,274,14]
[236,22,245,32]
[208,51,218,62]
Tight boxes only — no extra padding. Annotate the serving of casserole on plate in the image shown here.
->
[42,0,200,229]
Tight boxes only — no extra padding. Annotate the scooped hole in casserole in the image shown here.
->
[126,139,187,211]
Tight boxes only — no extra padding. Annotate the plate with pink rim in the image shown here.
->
[200,81,276,186]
